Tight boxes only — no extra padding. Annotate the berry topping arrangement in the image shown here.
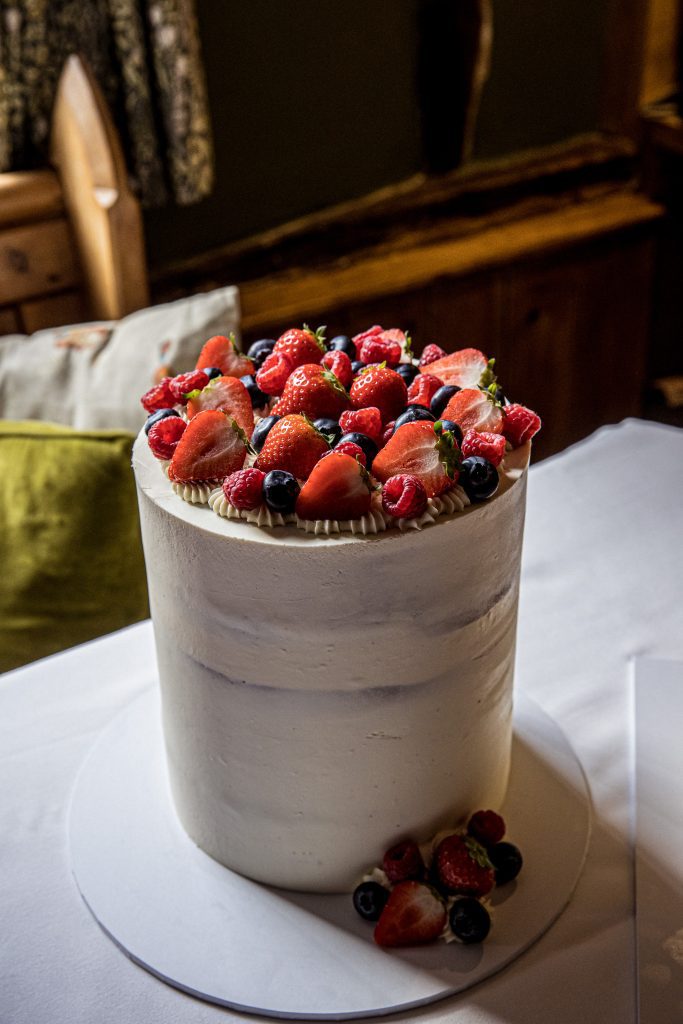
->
[140,325,541,533]
[353,810,523,948]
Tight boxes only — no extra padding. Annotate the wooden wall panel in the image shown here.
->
[0,219,80,306]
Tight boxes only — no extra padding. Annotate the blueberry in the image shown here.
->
[262,470,300,514]
[246,339,276,368]
[352,881,390,922]
[449,898,491,944]
[488,842,523,886]
[396,363,420,386]
[338,431,378,468]
[198,366,223,381]
[460,456,499,502]
[314,418,343,446]
[492,385,506,405]
[328,335,355,358]
[393,405,436,432]
[435,418,463,445]
[430,384,461,419]
[251,415,280,452]
[351,360,365,375]
[144,408,181,434]
[240,374,268,409]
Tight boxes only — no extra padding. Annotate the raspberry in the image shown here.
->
[147,417,186,460]
[223,467,266,510]
[502,404,542,447]
[169,369,210,404]
[407,373,443,408]
[467,810,506,847]
[333,440,367,466]
[382,839,424,883]
[461,429,506,467]
[321,349,353,388]
[359,336,402,367]
[255,351,294,395]
[338,406,383,444]
[141,377,176,414]
[381,474,429,518]
[419,344,447,367]
[382,421,395,446]
[351,324,383,356]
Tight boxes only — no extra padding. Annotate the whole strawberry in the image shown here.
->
[349,365,408,423]
[273,325,326,370]
[503,403,542,447]
[256,414,330,480]
[296,451,373,521]
[273,364,350,420]
[461,429,506,467]
[255,351,294,396]
[373,420,459,497]
[321,349,353,388]
[374,881,446,947]
[223,467,266,510]
[434,834,495,898]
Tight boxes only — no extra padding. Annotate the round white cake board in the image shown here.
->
[68,688,591,1019]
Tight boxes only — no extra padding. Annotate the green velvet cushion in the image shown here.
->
[0,421,149,673]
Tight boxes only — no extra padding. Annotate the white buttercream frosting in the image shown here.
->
[133,433,530,893]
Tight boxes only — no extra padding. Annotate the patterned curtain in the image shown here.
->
[0,0,214,206]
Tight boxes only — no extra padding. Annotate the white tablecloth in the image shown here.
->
[2,419,682,1024]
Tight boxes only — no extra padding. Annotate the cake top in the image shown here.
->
[139,325,541,535]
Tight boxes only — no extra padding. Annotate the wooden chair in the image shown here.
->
[0,55,148,334]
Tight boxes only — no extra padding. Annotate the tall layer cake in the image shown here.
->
[133,326,539,893]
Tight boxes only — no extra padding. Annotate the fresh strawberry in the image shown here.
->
[186,376,254,435]
[382,839,425,883]
[141,377,176,414]
[502,403,542,447]
[374,881,446,948]
[359,335,402,367]
[349,365,408,422]
[338,406,383,444]
[147,417,186,460]
[295,451,372,520]
[332,440,366,466]
[195,334,254,378]
[407,373,443,408]
[168,410,248,483]
[381,420,395,446]
[442,388,503,434]
[419,343,447,367]
[222,467,266,510]
[273,364,350,420]
[421,348,488,389]
[434,834,495,897]
[352,324,383,356]
[373,420,459,497]
[255,351,294,396]
[461,429,506,467]
[255,414,330,480]
[273,325,326,369]
[467,810,506,848]
[381,473,429,518]
[321,349,353,388]
[168,369,209,404]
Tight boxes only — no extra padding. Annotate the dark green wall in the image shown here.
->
[144,0,608,269]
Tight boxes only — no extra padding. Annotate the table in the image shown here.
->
[2,418,682,1024]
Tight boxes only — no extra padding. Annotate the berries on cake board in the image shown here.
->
[223,467,266,511]
[382,839,425,883]
[461,429,506,467]
[353,881,390,921]
[467,810,506,847]
[433,834,495,898]
[168,410,248,483]
[349,364,408,423]
[502,403,542,447]
[255,351,295,396]
[420,348,488,389]
[449,897,491,944]
[147,416,187,460]
[381,474,429,519]
[273,325,326,369]
[441,387,503,434]
[373,881,447,947]
[273,363,351,420]
[186,375,255,436]
[296,451,373,521]
[255,414,331,480]
[488,841,523,886]
[373,420,459,497]
[194,334,254,378]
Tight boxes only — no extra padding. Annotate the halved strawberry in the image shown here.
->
[349,365,408,422]
[273,364,350,420]
[374,881,446,948]
[421,348,488,388]
[295,451,372,520]
[195,334,254,378]
[168,410,248,483]
[372,420,459,497]
[186,376,254,435]
[255,414,330,480]
[442,388,503,434]
[273,325,326,369]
